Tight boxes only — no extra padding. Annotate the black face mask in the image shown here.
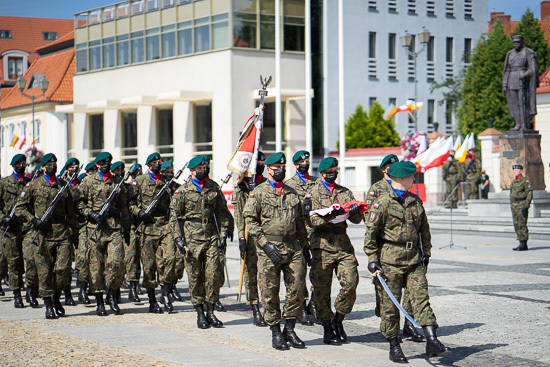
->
[195,170,207,181]
[67,169,76,178]
[297,163,310,174]
[14,165,26,175]
[324,172,338,184]
[150,163,161,174]
[163,173,174,180]
[113,171,125,178]
[45,166,57,176]
[99,163,111,173]
[271,168,286,183]
[256,165,265,175]
[449,154,455,159]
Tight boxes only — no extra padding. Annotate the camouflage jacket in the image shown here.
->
[510,176,533,209]
[68,179,87,230]
[16,175,79,239]
[365,178,392,211]
[207,177,234,238]
[172,178,232,242]
[232,178,266,239]
[364,188,431,266]
[76,172,131,232]
[285,173,318,200]
[306,180,362,251]
[463,157,481,182]
[442,158,462,183]
[0,174,31,235]
[244,181,308,254]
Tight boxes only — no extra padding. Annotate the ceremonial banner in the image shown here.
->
[309,200,369,223]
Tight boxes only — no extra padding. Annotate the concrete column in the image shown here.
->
[73,112,89,162]
[137,105,156,165]
[103,109,121,160]
[479,128,503,194]
[173,101,193,167]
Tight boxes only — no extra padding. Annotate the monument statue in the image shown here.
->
[502,35,539,131]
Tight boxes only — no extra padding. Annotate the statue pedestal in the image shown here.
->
[499,130,546,190]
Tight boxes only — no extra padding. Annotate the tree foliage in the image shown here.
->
[342,103,400,149]
[513,7,550,75]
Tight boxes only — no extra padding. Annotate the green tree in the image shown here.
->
[458,20,514,135]
[513,7,550,75]
[342,103,400,149]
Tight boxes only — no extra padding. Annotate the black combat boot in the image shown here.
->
[171,281,183,302]
[44,296,56,319]
[451,201,458,209]
[403,318,424,341]
[64,284,76,306]
[513,240,528,251]
[322,319,341,345]
[307,295,318,321]
[128,281,141,302]
[388,337,408,363]
[215,301,226,312]
[283,319,306,348]
[116,288,122,304]
[298,300,313,326]
[270,323,290,350]
[147,288,163,314]
[95,292,107,316]
[331,312,348,343]
[29,286,39,308]
[162,283,174,313]
[194,304,210,329]
[423,325,452,357]
[78,281,91,304]
[205,302,223,328]
[251,304,267,327]
[105,288,121,315]
[13,288,25,308]
[53,291,65,316]
[0,283,4,296]
[122,276,130,289]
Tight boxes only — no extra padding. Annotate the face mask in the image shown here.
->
[256,165,265,175]
[150,163,161,174]
[68,169,76,177]
[114,171,124,178]
[449,155,454,159]
[205,166,211,177]
[99,163,111,173]
[324,172,338,184]
[271,168,286,183]
[297,164,310,174]
[14,165,25,175]
[164,173,174,180]
[45,166,57,176]
[195,170,207,181]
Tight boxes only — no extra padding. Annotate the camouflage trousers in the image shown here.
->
[86,228,125,292]
[76,226,89,283]
[377,262,437,339]
[22,232,39,288]
[140,232,176,289]
[258,249,305,326]
[374,281,414,318]
[445,180,459,202]
[0,238,7,280]
[512,206,529,241]
[159,245,185,284]
[185,235,221,306]
[241,236,260,305]
[34,237,72,298]
[466,181,479,200]
[310,248,359,320]
[125,228,141,282]
[4,232,25,290]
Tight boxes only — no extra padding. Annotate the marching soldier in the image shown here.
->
[75,169,93,305]
[510,164,533,251]
[77,152,131,316]
[110,161,129,304]
[172,155,232,329]
[130,163,143,180]
[244,152,308,350]
[232,151,267,326]
[124,163,142,303]
[285,150,318,326]
[0,154,31,308]
[304,157,362,345]
[463,148,481,200]
[16,153,80,319]
[364,161,451,363]
[442,150,461,208]
[84,161,98,176]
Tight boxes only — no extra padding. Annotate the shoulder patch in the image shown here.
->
[132,181,137,186]
[373,203,379,209]
[26,184,30,187]
[368,191,375,196]
[249,193,255,198]
[526,180,530,183]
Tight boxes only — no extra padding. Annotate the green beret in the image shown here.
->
[110,161,125,171]
[258,151,266,161]
[161,160,173,172]
[10,154,26,166]
[129,163,142,174]
[33,164,42,172]
[188,155,207,169]
[61,157,80,174]
[85,162,97,171]
[94,151,113,163]
[202,155,211,165]
[318,157,338,172]
[380,154,399,168]
[292,150,310,163]
[388,161,417,178]
[40,153,57,166]
[78,173,86,181]
[265,152,286,166]
[146,152,161,165]
[512,164,523,170]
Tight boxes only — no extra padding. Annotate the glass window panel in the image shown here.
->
[369,32,376,58]
[446,37,453,62]
[233,20,256,48]
[157,109,173,157]
[388,33,396,59]
[103,36,115,43]
[103,43,115,68]
[213,21,228,49]
[132,38,145,63]
[90,115,104,153]
[194,103,212,155]
[260,0,275,14]
[233,0,257,13]
[178,29,192,55]
[117,40,129,65]
[131,31,144,38]
[147,27,160,35]
[162,32,176,57]
[147,0,159,11]
[76,49,88,72]
[90,46,101,70]
[195,17,209,26]
[162,24,176,32]
[122,112,138,159]
[284,24,304,51]
[213,13,228,21]
[147,35,160,60]
[195,25,210,52]
[260,22,274,49]
[178,20,192,28]
[427,36,435,61]
[284,0,304,17]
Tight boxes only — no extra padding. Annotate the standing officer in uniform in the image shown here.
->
[244,152,308,350]
[442,150,461,208]
[172,155,232,329]
[232,151,267,326]
[462,148,481,200]
[364,161,451,363]
[0,154,31,308]
[77,152,131,316]
[510,164,533,251]
[285,150,317,326]
[304,157,361,345]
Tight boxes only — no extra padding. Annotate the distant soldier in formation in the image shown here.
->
[442,150,461,208]
[123,162,142,303]
[510,164,533,251]
[462,148,481,200]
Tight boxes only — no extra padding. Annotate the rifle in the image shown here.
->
[89,164,136,242]
[461,156,476,181]
[135,162,188,234]
[212,211,230,288]
[31,164,83,245]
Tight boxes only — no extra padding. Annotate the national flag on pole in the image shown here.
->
[18,137,27,150]
[406,100,423,111]
[456,133,474,163]
[452,134,461,151]
[10,135,19,147]
[383,104,397,120]
[415,136,453,172]
[31,136,39,146]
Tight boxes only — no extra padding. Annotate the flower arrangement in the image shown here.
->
[24,147,44,177]
[400,131,428,161]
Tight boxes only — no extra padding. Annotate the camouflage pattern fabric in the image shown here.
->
[183,236,221,305]
[140,234,176,288]
[510,176,533,241]
[22,232,38,288]
[86,229,125,292]
[76,226,90,283]
[442,158,462,202]
[0,239,7,282]
[124,178,141,282]
[463,156,481,200]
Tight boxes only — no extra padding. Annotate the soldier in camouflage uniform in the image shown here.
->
[0,154,31,308]
[129,153,178,314]
[442,150,462,208]
[75,170,93,305]
[365,154,424,342]
[17,153,80,319]
[124,163,142,303]
[510,164,533,251]
[284,150,318,326]
[462,148,481,200]
[364,161,451,363]
[244,152,308,350]
[77,152,131,316]
[172,155,232,329]
[303,157,362,345]
[232,151,267,326]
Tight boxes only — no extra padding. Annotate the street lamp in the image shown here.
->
[400,27,431,132]
[16,76,49,148]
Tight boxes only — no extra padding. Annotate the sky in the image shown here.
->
[0,0,544,20]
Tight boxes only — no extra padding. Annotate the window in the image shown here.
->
[89,115,104,158]
[407,0,416,14]
[29,74,45,89]
[0,30,12,39]
[213,13,229,49]
[162,25,176,58]
[132,0,144,15]
[388,33,396,59]
[89,40,101,70]
[121,112,138,162]
[445,101,453,130]
[103,6,115,22]
[234,12,257,48]
[370,166,383,186]
[388,0,397,13]
[131,31,145,63]
[146,28,160,60]
[103,37,115,68]
[42,32,58,41]
[195,17,210,52]
[76,43,88,72]
[389,97,397,107]
[259,101,285,153]
[7,57,24,79]
[369,97,377,107]
[260,0,275,49]
[178,21,192,55]
[464,0,473,19]
[194,103,213,157]
[157,109,174,158]
[445,0,454,17]
[408,35,416,61]
[446,37,454,62]
[427,36,435,61]
[427,99,435,129]
[369,32,376,58]
[163,0,175,8]
[117,34,130,66]
[464,38,472,63]
[32,118,41,144]
[147,0,159,11]
[20,122,27,140]
[427,0,435,16]
[368,0,377,11]
[284,0,305,51]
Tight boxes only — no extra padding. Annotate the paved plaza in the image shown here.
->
[1,224,549,366]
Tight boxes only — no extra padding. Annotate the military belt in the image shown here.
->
[383,239,417,250]
[511,198,526,202]
[509,67,526,71]
[265,234,293,242]
[314,227,346,235]
[186,217,213,224]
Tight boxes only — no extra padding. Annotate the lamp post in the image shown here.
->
[400,28,431,132]
[16,76,49,147]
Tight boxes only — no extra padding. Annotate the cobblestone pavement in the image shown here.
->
[1,224,549,366]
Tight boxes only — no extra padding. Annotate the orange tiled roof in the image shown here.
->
[328,146,402,157]
[1,48,75,110]
[489,13,550,45]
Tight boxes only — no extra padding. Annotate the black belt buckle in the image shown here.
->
[406,241,413,250]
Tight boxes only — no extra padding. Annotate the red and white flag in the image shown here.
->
[309,200,369,223]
